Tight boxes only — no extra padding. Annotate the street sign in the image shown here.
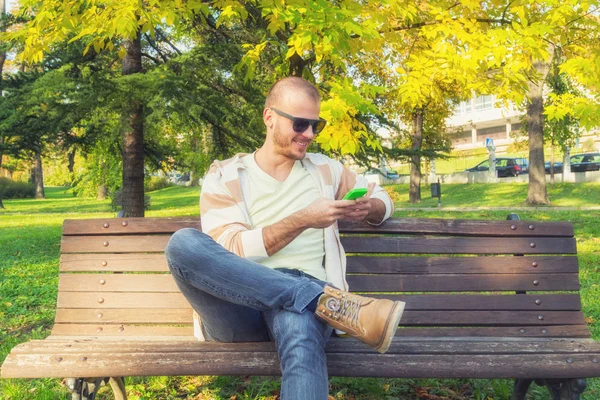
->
[485,137,494,148]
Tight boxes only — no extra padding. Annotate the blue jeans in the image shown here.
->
[165,228,333,400]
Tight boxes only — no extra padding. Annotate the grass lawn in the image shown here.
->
[1,185,599,399]
[390,182,600,208]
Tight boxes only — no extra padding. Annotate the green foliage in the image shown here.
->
[145,176,172,192]
[0,177,35,199]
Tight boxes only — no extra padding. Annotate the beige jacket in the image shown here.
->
[200,152,394,291]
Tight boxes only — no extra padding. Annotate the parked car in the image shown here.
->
[545,161,563,174]
[466,157,529,177]
[545,152,600,174]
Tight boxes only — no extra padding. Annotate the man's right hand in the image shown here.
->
[297,197,356,229]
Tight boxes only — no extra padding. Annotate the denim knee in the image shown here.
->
[272,310,332,356]
[165,228,208,275]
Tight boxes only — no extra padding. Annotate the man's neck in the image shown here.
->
[254,146,298,182]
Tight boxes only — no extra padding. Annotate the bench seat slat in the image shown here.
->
[57,273,580,293]
[51,324,193,337]
[3,351,599,379]
[346,274,580,292]
[393,326,590,338]
[62,218,201,235]
[52,310,585,327]
[341,236,577,254]
[347,255,578,274]
[62,218,575,237]
[60,253,169,272]
[55,308,192,324]
[10,338,600,355]
[60,235,578,254]
[58,274,179,292]
[339,219,575,237]
[59,254,579,274]
[61,235,171,253]
[56,292,582,311]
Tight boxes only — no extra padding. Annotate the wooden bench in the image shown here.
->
[2,216,600,399]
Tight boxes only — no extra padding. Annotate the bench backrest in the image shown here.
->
[53,217,588,341]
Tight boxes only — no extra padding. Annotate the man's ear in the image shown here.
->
[263,108,274,129]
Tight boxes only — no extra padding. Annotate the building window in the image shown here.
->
[454,100,472,115]
[474,95,494,112]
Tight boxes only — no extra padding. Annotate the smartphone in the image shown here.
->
[342,188,368,200]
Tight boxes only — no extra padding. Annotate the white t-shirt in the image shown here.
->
[241,153,326,280]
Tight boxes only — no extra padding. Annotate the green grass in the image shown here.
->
[1,185,600,399]
[390,182,600,208]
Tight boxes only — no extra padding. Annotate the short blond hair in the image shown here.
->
[265,77,320,108]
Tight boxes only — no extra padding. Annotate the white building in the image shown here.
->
[447,95,599,154]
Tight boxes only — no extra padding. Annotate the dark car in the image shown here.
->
[545,152,600,174]
[466,157,529,177]
[545,161,563,174]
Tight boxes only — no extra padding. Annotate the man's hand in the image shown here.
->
[341,183,386,224]
[263,197,356,256]
[297,197,358,229]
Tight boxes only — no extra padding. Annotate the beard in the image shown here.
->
[272,122,309,160]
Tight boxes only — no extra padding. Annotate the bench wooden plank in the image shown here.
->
[57,272,580,292]
[57,292,192,309]
[51,324,193,337]
[61,235,171,253]
[60,254,169,272]
[62,218,201,235]
[346,274,580,292]
[11,338,600,355]
[62,218,575,237]
[339,219,575,237]
[52,308,584,327]
[58,274,179,292]
[45,326,593,340]
[347,255,578,274]
[61,235,578,255]
[56,292,581,311]
[393,326,591,338]
[341,236,578,254]
[54,309,192,324]
[59,253,579,274]
[3,351,599,379]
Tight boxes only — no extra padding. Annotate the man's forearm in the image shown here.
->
[262,212,307,257]
[366,198,387,225]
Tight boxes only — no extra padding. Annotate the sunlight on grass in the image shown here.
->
[1,186,599,399]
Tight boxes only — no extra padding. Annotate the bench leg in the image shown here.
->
[512,379,533,400]
[537,379,588,400]
[65,377,127,400]
[109,377,127,400]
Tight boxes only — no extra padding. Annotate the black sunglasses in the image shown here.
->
[270,108,327,135]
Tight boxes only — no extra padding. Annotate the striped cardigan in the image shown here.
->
[200,152,394,291]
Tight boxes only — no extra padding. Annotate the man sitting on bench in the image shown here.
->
[165,77,405,400]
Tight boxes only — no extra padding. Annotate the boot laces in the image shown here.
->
[327,295,361,327]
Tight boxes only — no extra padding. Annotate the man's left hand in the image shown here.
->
[341,182,376,222]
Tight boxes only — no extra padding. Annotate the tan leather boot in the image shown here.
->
[315,285,405,354]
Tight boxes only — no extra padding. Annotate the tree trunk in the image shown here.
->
[121,33,145,217]
[525,50,553,205]
[67,148,76,174]
[409,109,424,204]
[34,152,45,199]
[289,53,305,77]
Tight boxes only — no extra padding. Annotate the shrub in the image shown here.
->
[145,176,171,192]
[0,178,36,199]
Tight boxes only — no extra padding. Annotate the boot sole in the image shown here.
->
[375,301,405,354]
